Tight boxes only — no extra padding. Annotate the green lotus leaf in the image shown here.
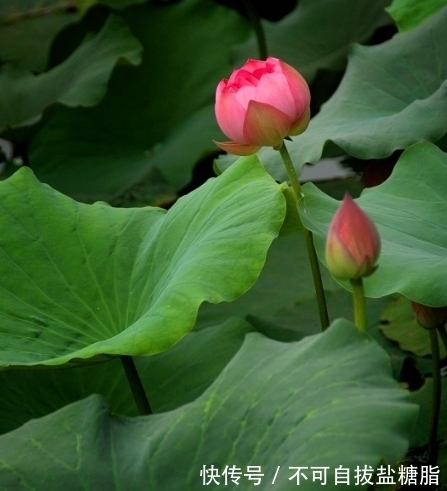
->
[0,12,78,73]
[387,0,447,31]
[27,0,250,202]
[0,155,285,367]
[234,0,391,82]
[0,14,142,130]
[0,319,254,434]
[0,321,417,490]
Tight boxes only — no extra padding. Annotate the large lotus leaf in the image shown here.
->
[0,14,142,130]
[234,0,392,82]
[0,0,143,59]
[219,5,447,181]
[387,0,447,31]
[299,142,447,306]
[0,154,285,367]
[0,12,78,73]
[27,0,250,202]
[0,321,417,490]
[28,104,220,204]
[0,318,254,434]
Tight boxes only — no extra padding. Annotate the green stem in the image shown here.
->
[242,0,268,59]
[436,322,447,353]
[304,229,330,330]
[278,142,302,197]
[428,328,441,464]
[121,355,152,416]
[277,142,330,330]
[350,278,367,331]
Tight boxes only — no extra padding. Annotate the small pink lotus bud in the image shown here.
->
[325,194,381,280]
[214,57,310,155]
[411,301,447,329]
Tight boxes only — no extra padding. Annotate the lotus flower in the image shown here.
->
[214,57,310,155]
[325,194,381,280]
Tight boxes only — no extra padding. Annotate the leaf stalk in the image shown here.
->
[242,0,268,59]
[278,141,330,330]
[428,328,441,464]
[350,278,367,331]
[121,355,152,416]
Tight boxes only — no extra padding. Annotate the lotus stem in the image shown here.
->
[278,142,330,330]
[242,0,268,59]
[436,321,447,353]
[121,355,152,416]
[350,278,367,331]
[428,328,441,464]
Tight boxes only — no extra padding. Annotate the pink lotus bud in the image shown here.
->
[325,194,381,280]
[411,301,447,329]
[214,57,311,155]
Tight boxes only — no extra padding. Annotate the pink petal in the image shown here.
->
[243,100,291,146]
[265,56,281,66]
[254,73,296,120]
[337,195,381,265]
[233,84,257,110]
[213,140,261,156]
[215,81,248,143]
[229,69,259,87]
[289,106,311,136]
[277,59,311,112]
[325,194,381,279]
[243,59,271,73]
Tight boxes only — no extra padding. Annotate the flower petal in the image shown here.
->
[325,230,359,279]
[213,140,261,156]
[215,81,248,143]
[325,194,381,280]
[289,105,311,136]
[233,85,257,111]
[277,59,311,113]
[254,73,296,120]
[243,59,273,74]
[243,100,291,147]
[229,69,259,87]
